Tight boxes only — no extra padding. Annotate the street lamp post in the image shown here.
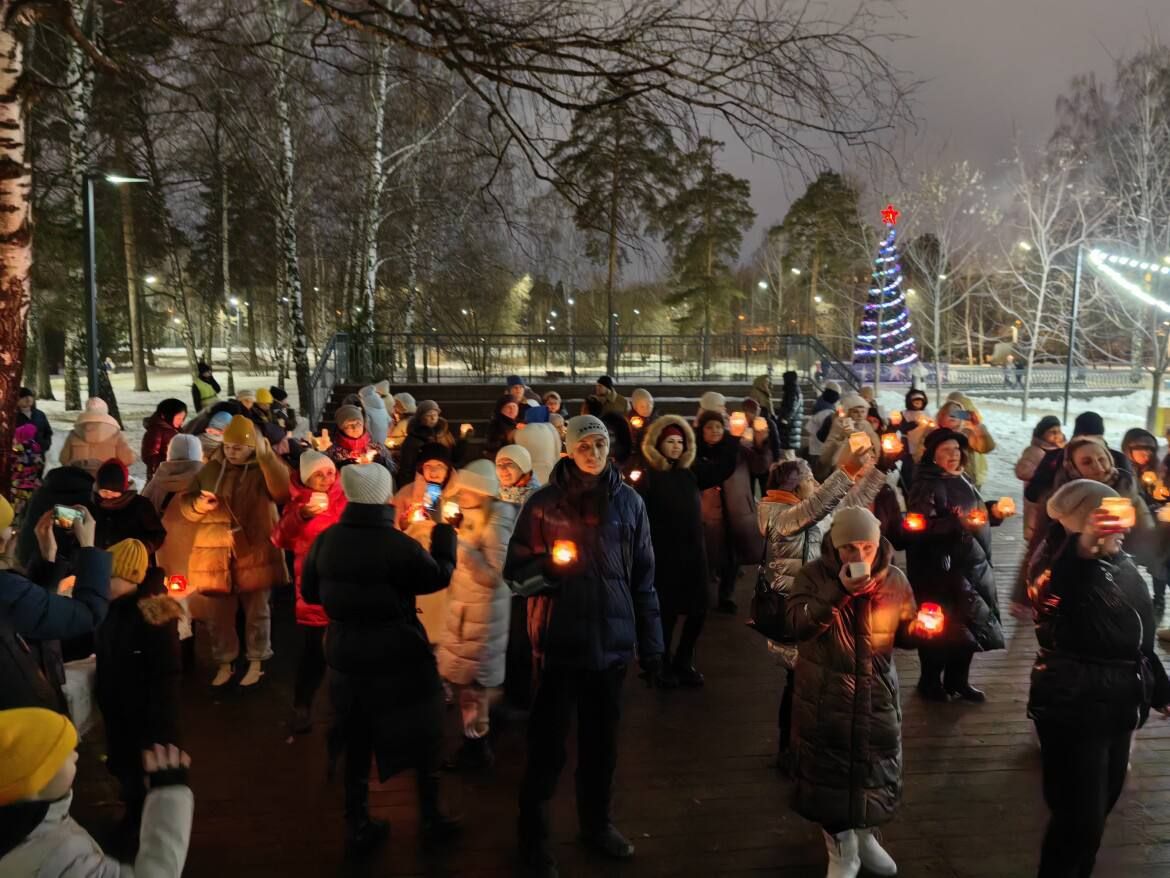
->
[1063,244,1084,425]
[82,172,149,398]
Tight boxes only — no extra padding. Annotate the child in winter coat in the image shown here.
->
[92,459,167,554]
[11,423,45,526]
[437,459,519,770]
[95,544,181,846]
[181,414,290,688]
[0,708,192,876]
[141,399,188,480]
[58,398,135,478]
[271,450,347,733]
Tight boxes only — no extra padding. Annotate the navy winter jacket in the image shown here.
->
[505,457,663,671]
[0,548,112,642]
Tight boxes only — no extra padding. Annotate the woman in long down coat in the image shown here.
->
[905,428,1009,703]
[787,508,930,878]
[436,460,518,770]
[695,410,772,613]
[638,415,729,687]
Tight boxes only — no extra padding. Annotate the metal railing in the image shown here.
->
[852,361,1143,391]
[307,332,348,431]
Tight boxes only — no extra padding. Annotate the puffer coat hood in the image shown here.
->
[57,419,135,478]
[358,385,391,446]
[642,415,696,472]
[747,375,774,414]
[786,534,918,830]
[516,422,561,485]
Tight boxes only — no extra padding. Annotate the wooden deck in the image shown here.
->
[71,515,1170,877]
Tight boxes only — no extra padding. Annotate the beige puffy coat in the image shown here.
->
[58,416,136,477]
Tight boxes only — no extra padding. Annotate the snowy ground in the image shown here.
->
[877,387,1157,502]
[36,359,301,490]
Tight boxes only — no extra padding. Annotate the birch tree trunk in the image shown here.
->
[360,42,388,358]
[404,166,420,381]
[218,131,235,396]
[117,137,149,391]
[0,14,33,493]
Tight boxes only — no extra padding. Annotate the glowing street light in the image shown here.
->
[813,295,823,303]
[938,273,948,280]
[907,288,917,297]
[1018,241,1033,252]
[790,267,802,276]
[757,280,768,289]
[144,274,157,285]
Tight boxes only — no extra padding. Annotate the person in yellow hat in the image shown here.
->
[0,707,193,876]
[181,414,290,688]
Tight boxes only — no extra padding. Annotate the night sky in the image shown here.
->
[730,0,1170,249]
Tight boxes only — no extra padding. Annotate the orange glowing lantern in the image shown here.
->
[889,410,903,426]
[997,496,1016,517]
[729,412,747,437]
[166,574,187,593]
[460,423,474,437]
[753,417,768,432]
[917,602,945,634]
[551,540,578,566]
[966,507,989,527]
[386,436,402,449]
[629,469,643,483]
[1142,470,1158,488]
[1101,497,1136,528]
[903,513,926,532]
[441,501,461,522]
[630,415,645,429]
[410,505,430,524]
[880,433,903,455]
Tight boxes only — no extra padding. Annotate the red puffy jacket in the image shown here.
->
[271,473,347,626]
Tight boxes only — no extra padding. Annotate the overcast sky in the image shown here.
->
[730,0,1170,252]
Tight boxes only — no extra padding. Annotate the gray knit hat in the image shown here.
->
[415,400,440,418]
[340,463,394,505]
[1046,479,1120,534]
[566,415,608,449]
[830,507,881,548]
[334,404,363,428]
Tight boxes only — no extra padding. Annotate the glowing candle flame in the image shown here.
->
[629,469,643,483]
[630,416,645,429]
[997,497,1016,516]
[917,602,944,634]
[551,540,578,565]
[881,433,902,455]
[166,575,187,593]
[904,513,926,532]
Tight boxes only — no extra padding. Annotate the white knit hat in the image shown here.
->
[393,392,417,414]
[453,459,499,496]
[166,434,203,463]
[698,391,726,412]
[566,415,608,449]
[840,393,868,413]
[497,444,532,474]
[76,397,116,424]
[823,380,841,394]
[236,389,256,403]
[341,463,394,504]
[830,507,881,548]
[1047,479,1120,534]
[299,449,336,483]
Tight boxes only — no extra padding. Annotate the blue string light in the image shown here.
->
[853,220,918,364]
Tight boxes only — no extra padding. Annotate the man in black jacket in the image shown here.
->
[506,415,663,878]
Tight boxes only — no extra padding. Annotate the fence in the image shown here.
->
[851,362,1144,392]
[307,333,347,430]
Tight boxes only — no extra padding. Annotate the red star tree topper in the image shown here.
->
[881,203,900,225]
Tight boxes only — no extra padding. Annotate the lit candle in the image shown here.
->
[1100,497,1136,528]
[442,500,460,521]
[628,469,643,483]
[1158,505,1170,523]
[166,574,187,593]
[729,412,747,436]
[753,417,767,432]
[966,507,989,527]
[310,491,329,511]
[903,513,926,532]
[889,410,903,426]
[410,505,429,524]
[460,423,473,437]
[997,496,1016,517]
[880,433,903,455]
[386,436,402,449]
[630,415,645,429]
[917,602,945,634]
[848,432,871,453]
[551,540,578,566]
[1142,470,1158,487]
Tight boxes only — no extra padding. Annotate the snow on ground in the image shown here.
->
[36,357,301,490]
[877,386,1157,502]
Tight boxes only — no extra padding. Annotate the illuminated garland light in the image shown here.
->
[1089,251,1170,313]
[1090,248,1170,276]
[853,206,918,367]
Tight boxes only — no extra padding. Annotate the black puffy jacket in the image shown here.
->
[504,457,663,671]
[905,461,1005,652]
[1029,537,1170,732]
[776,372,804,451]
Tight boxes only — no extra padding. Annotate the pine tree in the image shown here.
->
[853,205,918,380]
[655,138,755,375]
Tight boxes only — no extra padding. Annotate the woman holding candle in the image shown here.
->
[905,428,1008,703]
[496,444,541,507]
[696,410,772,614]
[1122,428,1169,610]
[505,415,662,874]
[270,450,347,734]
[392,443,454,530]
[321,404,396,474]
[815,394,877,482]
[437,460,519,771]
[787,507,931,878]
[1028,479,1170,878]
[934,393,996,489]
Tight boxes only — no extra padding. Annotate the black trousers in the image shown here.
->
[662,612,706,668]
[518,664,627,844]
[1036,723,1132,878]
[293,626,327,711]
[778,668,795,751]
[918,646,975,690]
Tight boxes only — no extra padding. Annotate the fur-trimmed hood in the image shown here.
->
[642,414,696,472]
[138,593,185,626]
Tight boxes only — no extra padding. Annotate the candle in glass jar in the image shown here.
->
[729,412,747,436]
[442,501,460,522]
[997,496,1016,516]
[889,410,903,426]
[966,507,989,527]
[917,602,945,634]
[410,506,429,524]
[551,540,578,566]
[630,415,645,429]
[628,469,643,483]
[880,433,902,455]
[903,513,926,532]
[165,574,187,593]
[310,491,328,511]
[1142,470,1158,487]
[1100,497,1136,528]
[753,417,767,432]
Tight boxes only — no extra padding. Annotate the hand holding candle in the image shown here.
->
[965,507,989,528]
[729,412,747,437]
[410,505,430,524]
[753,417,768,434]
[889,410,903,426]
[1099,497,1135,529]
[916,602,944,636]
[460,423,474,438]
[880,433,903,456]
[995,496,1016,518]
[628,469,643,484]
[551,539,578,566]
[629,415,645,429]
[903,512,926,532]
[441,500,462,526]
[165,574,187,594]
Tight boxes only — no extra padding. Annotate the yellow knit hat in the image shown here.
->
[0,495,13,532]
[255,387,274,406]
[222,414,256,448]
[0,708,78,805]
[109,538,149,584]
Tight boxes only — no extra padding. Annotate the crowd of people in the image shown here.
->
[0,364,1168,878]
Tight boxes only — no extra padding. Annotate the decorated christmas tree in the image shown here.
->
[853,204,918,377]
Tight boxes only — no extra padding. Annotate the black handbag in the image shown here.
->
[747,523,803,642]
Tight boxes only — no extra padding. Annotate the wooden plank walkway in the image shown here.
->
[70,515,1170,877]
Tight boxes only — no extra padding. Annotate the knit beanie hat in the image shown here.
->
[453,459,499,497]
[596,375,615,391]
[823,380,841,394]
[0,495,14,533]
[341,463,394,505]
[1047,479,1120,534]
[222,414,256,447]
[905,388,928,408]
[96,459,130,493]
[1122,428,1157,452]
[497,444,533,474]
[167,434,203,463]
[631,388,654,412]
[566,415,608,449]
[1073,411,1106,438]
[82,397,108,417]
[0,708,78,805]
[334,404,363,428]
[542,391,561,406]
[299,449,335,483]
[207,411,233,433]
[270,385,289,402]
[1033,415,1061,440]
[506,375,524,388]
[416,442,452,471]
[394,392,417,414]
[255,387,274,406]
[696,409,726,434]
[923,427,969,463]
[830,507,881,548]
[109,538,149,584]
[415,400,440,419]
[698,391,726,412]
[840,393,868,413]
[236,389,256,404]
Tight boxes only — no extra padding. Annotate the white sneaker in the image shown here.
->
[211,663,234,687]
[239,660,264,687]
[823,829,860,878]
[856,828,897,875]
